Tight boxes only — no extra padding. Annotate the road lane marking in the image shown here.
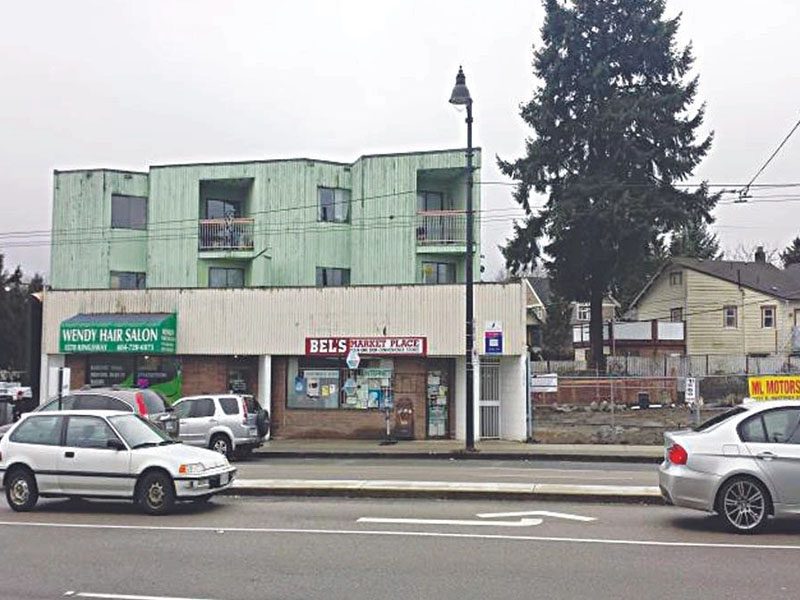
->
[356,517,544,527]
[476,510,596,522]
[65,593,219,600]
[3,520,800,550]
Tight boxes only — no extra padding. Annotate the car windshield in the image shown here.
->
[109,414,174,448]
[694,406,748,432]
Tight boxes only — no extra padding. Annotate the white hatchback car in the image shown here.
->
[0,410,236,515]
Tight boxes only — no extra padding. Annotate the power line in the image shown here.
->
[739,115,800,201]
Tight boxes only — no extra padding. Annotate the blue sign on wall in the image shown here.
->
[485,330,503,354]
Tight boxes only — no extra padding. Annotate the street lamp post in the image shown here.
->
[449,66,476,451]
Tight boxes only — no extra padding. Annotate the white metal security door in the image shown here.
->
[480,359,501,439]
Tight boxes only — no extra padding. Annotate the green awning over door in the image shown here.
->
[59,313,177,354]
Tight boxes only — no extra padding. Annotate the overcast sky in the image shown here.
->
[1,0,798,279]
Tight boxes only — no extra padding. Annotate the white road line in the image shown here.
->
[356,517,544,527]
[476,510,596,522]
[3,519,800,550]
[64,593,219,600]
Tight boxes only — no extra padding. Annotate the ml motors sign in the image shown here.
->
[59,313,177,354]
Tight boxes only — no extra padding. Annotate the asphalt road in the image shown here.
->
[235,457,659,487]
[2,495,800,600]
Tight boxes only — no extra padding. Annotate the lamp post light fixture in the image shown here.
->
[449,66,476,452]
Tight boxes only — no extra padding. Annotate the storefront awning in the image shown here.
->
[59,313,177,354]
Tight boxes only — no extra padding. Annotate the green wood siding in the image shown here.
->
[51,149,481,290]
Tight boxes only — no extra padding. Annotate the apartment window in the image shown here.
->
[110,271,146,290]
[576,304,590,322]
[422,262,456,284]
[723,305,738,328]
[209,267,244,288]
[669,271,683,286]
[417,191,446,211]
[670,308,683,322]
[111,194,147,230]
[316,267,350,287]
[762,306,776,329]
[205,198,241,220]
[318,188,351,223]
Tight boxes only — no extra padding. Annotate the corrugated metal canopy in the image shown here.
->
[61,313,174,326]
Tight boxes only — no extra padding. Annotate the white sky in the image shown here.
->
[0,0,798,279]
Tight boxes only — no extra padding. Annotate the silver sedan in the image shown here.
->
[660,400,800,533]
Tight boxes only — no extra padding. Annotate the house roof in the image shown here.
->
[631,257,800,309]
[526,277,552,307]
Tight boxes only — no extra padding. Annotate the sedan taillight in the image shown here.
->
[668,443,688,465]
[135,392,148,416]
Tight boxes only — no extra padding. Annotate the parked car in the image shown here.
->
[0,410,236,514]
[172,394,269,459]
[660,400,800,533]
[0,382,32,402]
[0,387,179,441]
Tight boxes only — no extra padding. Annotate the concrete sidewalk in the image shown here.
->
[228,477,662,504]
[255,439,664,463]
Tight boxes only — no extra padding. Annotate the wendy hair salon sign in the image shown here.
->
[59,313,177,354]
[305,336,427,356]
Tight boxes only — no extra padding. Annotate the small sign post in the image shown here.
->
[685,376,699,426]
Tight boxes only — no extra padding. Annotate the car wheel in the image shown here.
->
[718,477,770,534]
[137,471,175,516]
[5,468,38,512]
[256,409,270,438]
[210,434,232,458]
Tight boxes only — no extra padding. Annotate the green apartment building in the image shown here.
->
[42,148,532,443]
[50,148,481,290]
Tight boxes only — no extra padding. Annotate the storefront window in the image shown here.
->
[85,355,182,404]
[287,357,394,410]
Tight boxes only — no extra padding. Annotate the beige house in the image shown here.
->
[630,253,800,356]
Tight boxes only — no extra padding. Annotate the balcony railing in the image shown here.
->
[415,210,467,246]
[198,218,255,251]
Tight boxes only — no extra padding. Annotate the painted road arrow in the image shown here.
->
[356,517,544,527]
[476,510,596,522]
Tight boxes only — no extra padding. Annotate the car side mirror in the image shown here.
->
[107,439,126,451]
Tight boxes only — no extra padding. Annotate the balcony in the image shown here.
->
[573,320,685,352]
[415,210,466,250]
[198,218,255,252]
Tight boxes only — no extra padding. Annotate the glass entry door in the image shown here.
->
[426,369,449,438]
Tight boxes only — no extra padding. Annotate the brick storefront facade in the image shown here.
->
[271,357,456,440]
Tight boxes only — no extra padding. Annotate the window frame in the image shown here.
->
[64,415,125,450]
[111,194,148,231]
[669,271,683,286]
[670,307,684,322]
[576,304,591,322]
[738,408,800,444]
[9,415,65,446]
[417,190,446,212]
[208,267,245,289]
[422,261,456,285]
[761,305,776,329]
[110,271,146,290]
[318,187,351,224]
[205,198,242,220]
[316,267,351,287]
[723,305,738,329]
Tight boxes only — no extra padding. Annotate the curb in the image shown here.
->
[252,451,663,464]
[225,479,664,505]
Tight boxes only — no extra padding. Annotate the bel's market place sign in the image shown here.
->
[748,375,800,400]
[306,336,427,356]
[59,313,177,354]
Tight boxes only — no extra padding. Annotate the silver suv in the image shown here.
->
[173,395,269,459]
